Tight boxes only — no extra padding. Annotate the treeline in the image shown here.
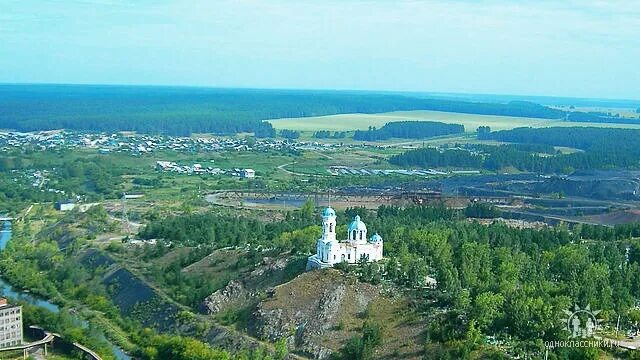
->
[0,85,586,137]
[389,147,483,168]
[479,126,640,151]
[388,144,558,171]
[353,121,464,141]
[568,111,640,124]
[480,127,640,171]
[279,129,300,139]
[391,127,640,173]
[313,130,347,139]
[139,200,319,252]
[3,85,639,137]
[464,202,502,218]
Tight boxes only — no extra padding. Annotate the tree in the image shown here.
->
[299,199,315,222]
[336,321,383,360]
[274,338,288,360]
[471,292,504,331]
[476,125,491,135]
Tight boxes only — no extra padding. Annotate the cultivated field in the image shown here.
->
[268,110,640,132]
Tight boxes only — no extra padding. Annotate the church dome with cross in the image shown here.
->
[348,215,368,244]
[307,208,384,270]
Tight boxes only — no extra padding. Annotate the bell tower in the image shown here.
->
[321,207,337,242]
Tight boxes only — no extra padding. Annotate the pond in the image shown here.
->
[242,197,331,208]
[0,221,131,360]
[0,221,11,250]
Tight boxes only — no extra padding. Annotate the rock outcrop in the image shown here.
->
[201,280,253,314]
[249,269,380,359]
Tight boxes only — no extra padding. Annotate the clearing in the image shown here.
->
[268,110,640,132]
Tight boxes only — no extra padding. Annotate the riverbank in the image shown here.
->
[0,221,131,360]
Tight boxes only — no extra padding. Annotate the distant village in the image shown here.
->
[155,160,255,178]
[0,130,344,154]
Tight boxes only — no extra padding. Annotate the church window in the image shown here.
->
[348,254,351,260]
[352,230,356,240]
[333,255,336,260]
[359,231,363,240]
[330,223,333,232]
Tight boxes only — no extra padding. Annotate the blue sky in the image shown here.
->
[1,0,639,99]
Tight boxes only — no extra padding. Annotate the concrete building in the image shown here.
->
[0,297,23,349]
[307,207,383,270]
[54,200,75,212]
[241,169,255,178]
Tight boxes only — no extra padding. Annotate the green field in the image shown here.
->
[268,109,640,132]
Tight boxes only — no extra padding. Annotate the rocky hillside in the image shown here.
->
[247,269,426,359]
[199,253,303,316]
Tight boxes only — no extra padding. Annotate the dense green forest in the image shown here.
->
[352,121,464,141]
[391,127,640,173]
[139,200,319,252]
[345,205,640,358]
[4,85,633,137]
[479,126,640,151]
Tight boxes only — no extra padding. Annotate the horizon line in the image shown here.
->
[1,81,639,104]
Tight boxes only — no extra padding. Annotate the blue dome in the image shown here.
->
[348,215,367,232]
[322,207,336,217]
[369,233,383,242]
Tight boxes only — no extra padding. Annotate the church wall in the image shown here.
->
[308,208,384,269]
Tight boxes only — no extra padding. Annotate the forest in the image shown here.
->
[4,84,634,137]
[352,121,464,141]
[479,126,640,151]
[340,205,640,359]
[391,127,640,173]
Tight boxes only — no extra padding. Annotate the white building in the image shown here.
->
[0,297,22,349]
[54,200,75,212]
[307,207,383,270]
[241,169,255,178]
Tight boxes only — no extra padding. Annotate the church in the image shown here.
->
[306,207,384,270]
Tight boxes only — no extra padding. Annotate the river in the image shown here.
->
[0,221,11,250]
[0,221,131,360]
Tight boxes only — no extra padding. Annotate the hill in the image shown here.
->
[248,269,426,359]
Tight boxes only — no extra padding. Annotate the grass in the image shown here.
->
[268,109,640,133]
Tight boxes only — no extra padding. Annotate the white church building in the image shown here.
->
[306,207,384,270]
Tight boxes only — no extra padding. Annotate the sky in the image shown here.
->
[1,0,639,99]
